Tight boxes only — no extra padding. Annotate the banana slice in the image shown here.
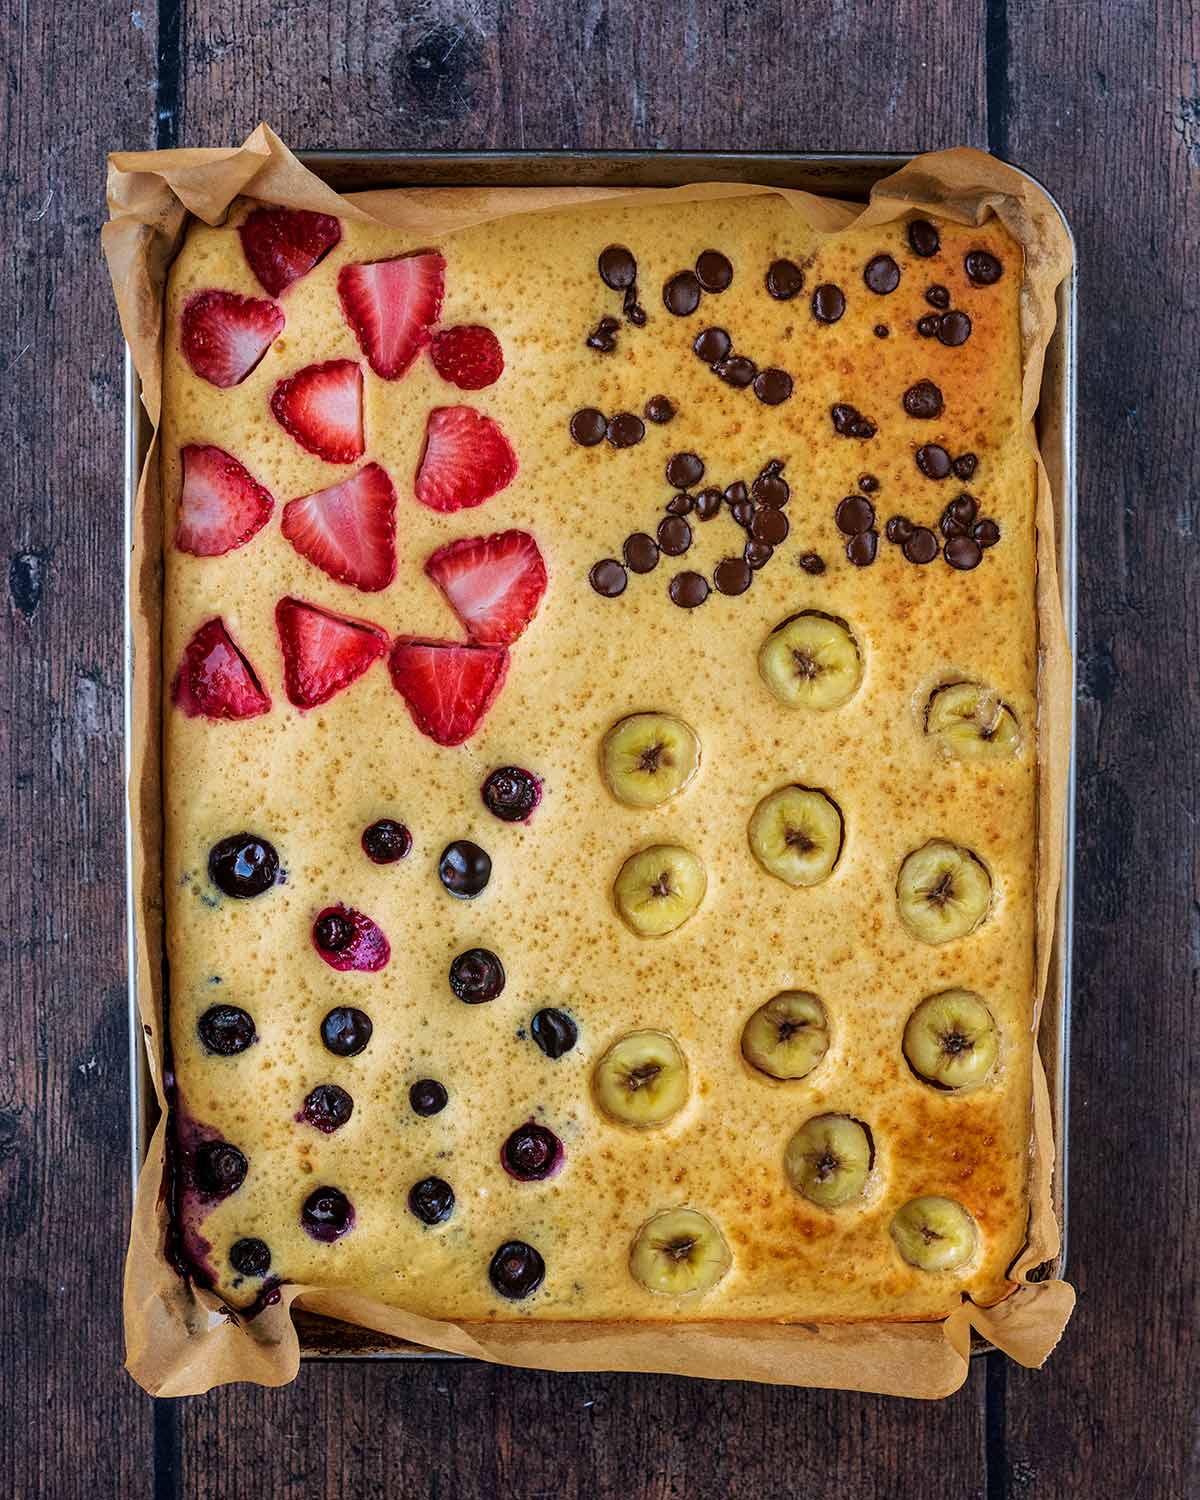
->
[783,1114,873,1208]
[890,1196,978,1271]
[926,681,1021,759]
[614,845,706,936]
[741,991,830,1080]
[749,785,843,886]
[629,1207,731,1295]
[896,839,991,944]
[758,612,862,710]
[594,1030,689,1126]
[903,990,999,1090]
[601,713,701,808]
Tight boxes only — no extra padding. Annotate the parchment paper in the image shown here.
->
[105,125,1075,1398]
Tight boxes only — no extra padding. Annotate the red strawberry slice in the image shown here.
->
[175,444,274,557]
[180,290,284,388]
[238,206,342,297]
[270,359,364,463]
[172,618,271,720]
[388,637,509,746]
[414,406,518,513]
[425,530,547,646]
[275,597,389,710]
[429,325,504,389]
[281,463,397,592]
[337,253,445,379]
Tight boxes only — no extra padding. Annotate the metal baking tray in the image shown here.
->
[126,150,1076,1363]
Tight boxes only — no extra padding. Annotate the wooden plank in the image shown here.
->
[1001,2,1199,1498]
[0,0,158,1495]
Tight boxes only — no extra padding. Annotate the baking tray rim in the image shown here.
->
[123,146,1076,1363]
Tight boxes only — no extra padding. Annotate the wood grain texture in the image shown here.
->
[0,0,158,1497]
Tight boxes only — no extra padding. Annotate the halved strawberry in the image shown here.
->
[429,325,504,389]
[270,360,364,463]
[388,637,509,746]
[425,530,547,646]
[281,463,397,592]
[175,444,275,557]
[173,618,271,720]
[180,290,284,388]
[275,597,389,710]
[238,206,342,297]
[337,253,445,379]
[414,406,518,513]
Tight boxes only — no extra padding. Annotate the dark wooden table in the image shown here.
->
[3,1,1195,1495]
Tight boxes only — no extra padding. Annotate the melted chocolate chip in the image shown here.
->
[752,470,790,508]
[410,1078,448,1116]
[666,451,704,488]
[302,1186,353,1242]
[941,511,966,538]
[952,452,978,480]
[798,552,826,575]
[230,1237,271,1277]
[744,539,773,569]
[846,529,879,566]
[531,1008,578,1058]
[194,1140,247,1197]
[606,412,645,448]
[302,1083,354,1133]
[730,498,754,529]
[589,559,627,597]
[694,487,723,520]
[886,515,914,544]
[973,518,1001,547]
[874,324,890,338]
[570,408,607,446]
[811,283,846,323]
[903,526,940,564]
[766,258,805,300]
[409,1176,455,1225]
[754,368,793,405]
[858,473,880,493]
[693,327,732,364]
[586,316,620,352]
[198,1004,256,1056]
[965,249,1003,285]
[903,380,944,419]
[836,495,876,535]
[665,493,693,517]
[908,219,940,257]
[623,286,646,325]
[623,532,659,573]
[948,493,979,528]
[714,354,757,388]
[724,480,749,506]
[916,314,940,338]
[916,443,953,480]
[945,534,984,570]
[864,254,901,294]
[695,249,733,292]
[713,556,752,595]
[657,515,692,556]
[669,571,709,607]
[663,271,702,316]
[598,245,636,289]
[831,403,877,439]
[925,284,950,309]
[751,507,789,546]
[644,395,675,424]
[321,1006,372,1057]
[938,310,972,346]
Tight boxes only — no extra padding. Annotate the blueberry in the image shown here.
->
[408,1176,455,1225]
[301,1084,354,1133]
[409,1079,448,1117]
[208,833,279,898]
[197,1004,256,1056]
[449,948,505,1003]
[488,1240,545,1299]
[501,1123,562,1181]
[193,1140,247,1197]
[301,1186,354,1242]
[320,1006,373,1057]
[438,840,491,898]
[229,1237,271,1277]
[314,911,355,953]
[530,1008,577,1059]
[481,767,542,823]
[362,818,412,864]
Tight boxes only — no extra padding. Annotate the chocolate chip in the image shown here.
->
[623,533,659,573]
[589,559,627,596]
[644,395,675,424]
[730,499,754,528]
[836,495,876,535]
[666,451,704,488]
[766,258,804,300]
[916,314,940,338]
[908,219,940,257]
[852,417,876,438]
[940,512,966,538]
[846,530,879,566]
[903,380,944,419]
[753,368,793,405]
[694,487,722,520]
[886,515,914,544]
[666,492,693,516]
[965,249,1003,285]
[624,291,647,326]
[925,284,950,309]
[724,480,749,506]
[831,403,875,438]
[715,354,757,388]
[874,324,890,338]
[945,534,984,569]
[938,310,972,346]
[586,316,620,351]
[693,327,732,364]
[663,271,702,316]
[669,571,710,607]
[569,407,606,446]
[606,412,644,448]
[858,473,879,493]
[952,452,978,480]
[903,526,939,564]
[752,471,789,508]
[973,518,1001,547]
[812,284,846,323]
[751,507,789,546]
[598,245,636,289]
[713,556,752,595]
[916,443,952,480]
[948,493,979,528]
[798,552,826,575]
[695,250,733,292]
[657,515,692,556]
[864,254,900,294]
[744,539,773,569]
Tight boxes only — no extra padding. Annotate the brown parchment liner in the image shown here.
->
[105,125,1075,1399]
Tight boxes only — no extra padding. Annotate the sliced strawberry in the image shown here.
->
[175,444,275,557]
[180,290,284,388]
[270,359,364,463]
[425,530,547,646]
[337,253,445,379]
[388,637,509,746]
[238,206,342,297]
[429,325,504,389]
[275,597,389,710]
[281,463,397,592]
[173,618,271,720]
[414,406,518,513]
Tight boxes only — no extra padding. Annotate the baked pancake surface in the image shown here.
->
[162,193,1036,1323]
